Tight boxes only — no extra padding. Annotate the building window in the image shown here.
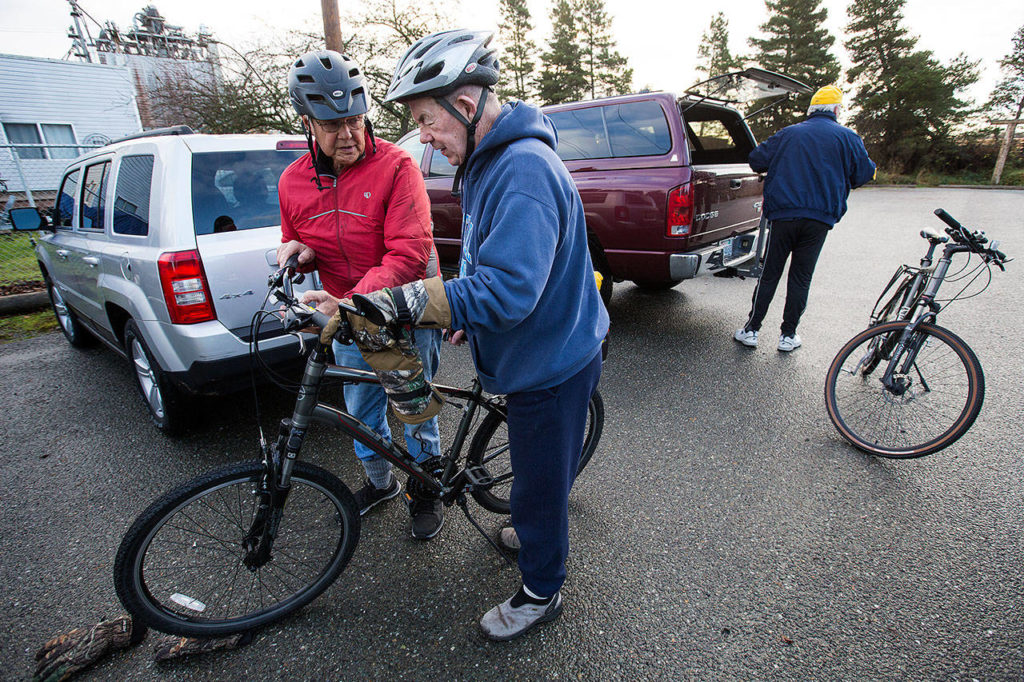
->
[2,122,79,159]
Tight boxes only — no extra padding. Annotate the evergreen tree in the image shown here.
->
[537,0,587,104]
[497,0,537,102]
[697,12,742,84]
[845,0,978,173]
[748,0,841,139]
[576,0,633,99]
[987,24,1024,181]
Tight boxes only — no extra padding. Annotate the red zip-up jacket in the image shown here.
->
[278,131,438,299]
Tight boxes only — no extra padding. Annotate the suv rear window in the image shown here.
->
[548,101,672,161]
[191,150,303,235]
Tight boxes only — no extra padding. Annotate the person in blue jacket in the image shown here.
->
[370,29,609,641]
[734,85,875,352]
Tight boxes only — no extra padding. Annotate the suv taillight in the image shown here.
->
[158,250,216,324]
[667,184,693,237]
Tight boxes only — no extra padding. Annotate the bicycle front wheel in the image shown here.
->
[467,390,604,515]
[825,321,985,458]
[114,460,359,637]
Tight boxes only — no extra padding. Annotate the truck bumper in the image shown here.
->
[669,232,760,279]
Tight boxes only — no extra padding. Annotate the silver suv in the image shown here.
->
[10,126,314,433]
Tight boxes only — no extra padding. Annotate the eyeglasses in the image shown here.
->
[312,116,365,133]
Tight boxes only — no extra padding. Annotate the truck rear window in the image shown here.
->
[548,101,671,161]
[191,149,303,235]
[681,107,754,165]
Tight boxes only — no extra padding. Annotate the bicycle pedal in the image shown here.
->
[463,465,494,488]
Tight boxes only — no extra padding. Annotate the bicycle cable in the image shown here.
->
[935,260,995,311]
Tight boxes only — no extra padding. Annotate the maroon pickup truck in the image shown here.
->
[395,69,809,302]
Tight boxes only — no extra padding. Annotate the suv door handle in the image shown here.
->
[82,256,100,267]
[56,249,71,260]
[729,179,743,189]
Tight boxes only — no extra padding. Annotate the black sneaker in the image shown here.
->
[353,476,400,516]
[405,476,444,540]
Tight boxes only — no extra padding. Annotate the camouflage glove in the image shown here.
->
[152,631,251,662]
[354,277,452,331]
[33,615,146,682]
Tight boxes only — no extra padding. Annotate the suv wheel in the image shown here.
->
[47,280,94,348]
[124,320,187,434]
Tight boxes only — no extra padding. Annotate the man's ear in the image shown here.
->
[452,92,479,122]
[301,115,312,133]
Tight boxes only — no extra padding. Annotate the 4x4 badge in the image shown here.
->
[219,290,254,300]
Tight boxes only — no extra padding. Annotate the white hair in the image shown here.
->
[807,103,841,116]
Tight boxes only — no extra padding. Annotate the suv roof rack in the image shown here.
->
[109,125,196,145]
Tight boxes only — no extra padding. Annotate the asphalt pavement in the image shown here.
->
[1,187,1022,680]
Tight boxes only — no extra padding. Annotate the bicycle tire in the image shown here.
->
[114,460,359,637]
[466,390,604,514]
[825,321,984,458]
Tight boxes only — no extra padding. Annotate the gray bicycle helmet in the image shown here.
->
[384,29,499,104]
[288,51,369,120]
[386,30,499,196]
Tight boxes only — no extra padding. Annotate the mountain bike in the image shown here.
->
[113,261,604,637]
[824,209,1009,459]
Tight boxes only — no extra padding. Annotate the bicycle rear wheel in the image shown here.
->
[467,390,604,514]
[114,460,359,637]
[825,321,984,458]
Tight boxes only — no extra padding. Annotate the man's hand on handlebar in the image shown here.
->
[277,240,316,268]
[300,289,341,317]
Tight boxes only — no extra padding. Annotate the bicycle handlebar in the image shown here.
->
[932,208,1008,270]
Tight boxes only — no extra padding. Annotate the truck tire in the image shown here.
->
[124,320,189,435]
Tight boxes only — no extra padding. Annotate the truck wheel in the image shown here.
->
[124,320,188,435]
[632,279,680,292]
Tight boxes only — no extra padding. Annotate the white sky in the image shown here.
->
[1,0,1022,105]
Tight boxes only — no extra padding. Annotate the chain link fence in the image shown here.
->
[1,142,102,293]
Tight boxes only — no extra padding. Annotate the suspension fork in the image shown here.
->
[243,344,330,569]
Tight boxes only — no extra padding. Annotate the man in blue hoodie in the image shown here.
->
[734,85,875,352]
[366,29,609,641]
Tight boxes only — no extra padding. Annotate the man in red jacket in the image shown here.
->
[277,50,445,540]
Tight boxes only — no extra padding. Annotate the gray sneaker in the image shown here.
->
[497,526,520,552]
[353,476,401,515]
[479,591,563,641]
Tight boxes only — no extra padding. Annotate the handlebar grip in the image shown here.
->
[933,208,963,231]
[283,253,300,271]
[310,310,332,330]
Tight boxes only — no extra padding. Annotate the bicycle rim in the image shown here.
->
[115,461,359,637]
[468,391,603,514]
[825,322,985,458]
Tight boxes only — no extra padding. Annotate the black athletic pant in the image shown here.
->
[744,218,830,337]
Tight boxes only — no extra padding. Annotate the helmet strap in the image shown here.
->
[435,88,489,198]
[302,125,327,191]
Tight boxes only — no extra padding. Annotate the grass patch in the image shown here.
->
[0,231,44,286]
[0,309,59,344]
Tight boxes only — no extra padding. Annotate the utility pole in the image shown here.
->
[990,118,1023,185]
[321,0,343,52]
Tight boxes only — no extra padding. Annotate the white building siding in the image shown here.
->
[0,54,142,195]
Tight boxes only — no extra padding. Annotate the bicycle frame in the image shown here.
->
[875,240,978,394]
[271,338,505,501]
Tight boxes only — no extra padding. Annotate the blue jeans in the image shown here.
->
[333,328,442,465]
[507,350,602,597]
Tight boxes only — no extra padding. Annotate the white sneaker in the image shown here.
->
[778,334,802,352]
[479,591,563,641]
[733,328,758,348]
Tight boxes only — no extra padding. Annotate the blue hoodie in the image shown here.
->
[443,102,609,395]
[749,111,876,227]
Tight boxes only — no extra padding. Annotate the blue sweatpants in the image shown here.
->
[333,328,442,465]
[507,350,603,597]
